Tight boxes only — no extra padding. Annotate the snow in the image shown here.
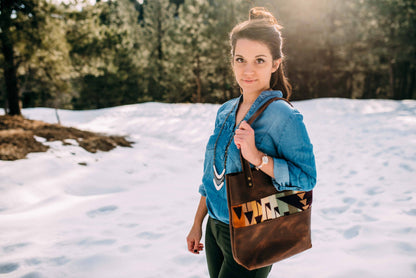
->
[0,98,415,278]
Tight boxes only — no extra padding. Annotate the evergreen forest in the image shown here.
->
[1,0,415,115]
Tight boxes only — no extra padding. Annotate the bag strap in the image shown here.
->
[240,97,292,187]
[247,97,292,124]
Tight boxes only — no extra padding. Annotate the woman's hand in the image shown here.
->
[234,121,262,166]
[186,224,204,254]
[187,196,207,254]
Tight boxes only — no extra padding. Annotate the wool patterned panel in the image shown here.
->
[231,191,312,228]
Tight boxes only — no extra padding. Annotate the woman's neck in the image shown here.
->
[241,90,261,106]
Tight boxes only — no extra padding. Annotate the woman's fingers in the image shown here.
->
[234,126,253,148]
[234,129,249,136]
[187,238,195,252]
[186,227,204,254]
[194,243,204,254]
[238,121,253,132]
[235,121,254,139]
[234,121,261,164]
[190,241,204,254]
[188,238,201,254]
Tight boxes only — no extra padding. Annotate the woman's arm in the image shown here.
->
[186,196,208,254]
[234,121,275,178]
[270,111,316,191]
[234,116,316,192]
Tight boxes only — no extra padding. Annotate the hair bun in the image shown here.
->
[249,7,278,25]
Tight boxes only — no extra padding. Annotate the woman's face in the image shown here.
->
[232,39,280,96]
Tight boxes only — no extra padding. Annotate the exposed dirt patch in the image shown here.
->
[0,115,133,161]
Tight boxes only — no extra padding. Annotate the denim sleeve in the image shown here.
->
[199,183,207,196]
[270,110,317,191]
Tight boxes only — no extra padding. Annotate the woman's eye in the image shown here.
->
[235,58,244,63]
[256,58,265,64]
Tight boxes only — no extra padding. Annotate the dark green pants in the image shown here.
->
[205,217,272,278]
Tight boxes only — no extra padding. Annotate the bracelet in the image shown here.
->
[255,154,269,170]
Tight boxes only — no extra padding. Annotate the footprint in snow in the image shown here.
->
[49,256,71,266]
[343,197,356,205]
[395,196,412,202]
[86,205,118,218]
[321,205,349,216]
[362,214,378,222]
[399,163,414,172]
[0,262,19,274]
[77,238,116,247]
[396,242,416,253]
[320,198,356,218]
[20,272,43,278]
[136,231,164,240]
[25,258,42,266]
[118,223,139,228]
[365,187,384,196]
[343,225,361,239]
[404,209,416,216]
[344,170,357,178]
[3,242,30,253]
[119,245,132,253]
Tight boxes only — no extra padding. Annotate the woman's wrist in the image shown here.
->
[254,151,264,167]
[193,218,204,228]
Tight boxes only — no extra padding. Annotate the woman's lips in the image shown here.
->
[242,79,256,84]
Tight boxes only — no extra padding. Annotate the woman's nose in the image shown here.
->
[243,63,255,75]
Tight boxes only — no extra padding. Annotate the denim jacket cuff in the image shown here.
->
[198,184,207,196]
[272,157,290,189]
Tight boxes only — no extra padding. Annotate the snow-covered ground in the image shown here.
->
[0,98,415,278]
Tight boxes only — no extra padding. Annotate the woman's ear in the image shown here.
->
[272,58,282,73]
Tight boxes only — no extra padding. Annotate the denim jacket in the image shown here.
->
[199,90,317,224]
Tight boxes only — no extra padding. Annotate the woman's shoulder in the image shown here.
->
[212,97,240,128]
[217,97,239,115]
[265,98,299,119]
[259,99,308,140]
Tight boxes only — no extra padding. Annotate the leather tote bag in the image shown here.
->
[225,97,313,270]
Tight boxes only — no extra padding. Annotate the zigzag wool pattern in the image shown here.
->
[231,191,312,228]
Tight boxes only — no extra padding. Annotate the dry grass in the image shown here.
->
[0,115,133,161]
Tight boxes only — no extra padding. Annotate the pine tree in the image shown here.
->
[67,0,143,109]
[140,0,177,101]
[363,0,416,99]
[0,0,42,115]
[20,1,74,109]
[202,0,249,103]
[168,0,249,103]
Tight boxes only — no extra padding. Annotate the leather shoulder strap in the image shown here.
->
[247,97,292,125]
[240,97,292,187]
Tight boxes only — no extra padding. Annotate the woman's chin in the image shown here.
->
[239,85,268,95]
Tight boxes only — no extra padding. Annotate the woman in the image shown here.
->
[186,7,316,278]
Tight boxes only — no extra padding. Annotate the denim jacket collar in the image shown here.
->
[234,90,284,128]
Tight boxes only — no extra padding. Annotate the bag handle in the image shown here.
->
[239,97,292,187]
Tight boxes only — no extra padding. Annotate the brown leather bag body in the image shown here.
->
[225,97,313,270]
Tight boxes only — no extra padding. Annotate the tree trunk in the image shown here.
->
[155,5,164,101]
[388,61,395,99]
[0,5,21,115]
[396,61,406,100]
[193,54,202,103]
[222,65,229,101]
[407,63,416,99]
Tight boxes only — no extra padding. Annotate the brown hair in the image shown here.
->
[230,7,292,100]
